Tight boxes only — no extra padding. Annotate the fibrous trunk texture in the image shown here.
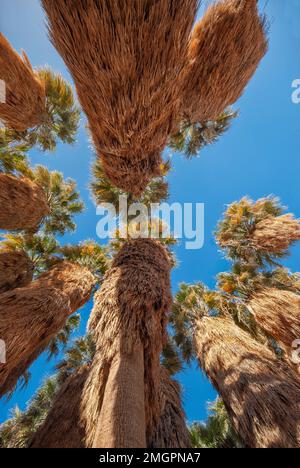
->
[148,367,190,448]
[0,33,46,131]
[182,0,268,123]
[253,215,300,253]
[29,365,90,448]
[0,249,33,293]
[0,261,96,397]
[93,340,146,448]
[0,174,50,231]
[81,239,172,448]
[41,0,198,194]
[195,315,300,448]
[248,288,300,352]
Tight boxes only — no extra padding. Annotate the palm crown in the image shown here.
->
[169,109,238,159]
[2,68,80,152]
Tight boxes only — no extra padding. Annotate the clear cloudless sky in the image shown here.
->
[0,0,300,425]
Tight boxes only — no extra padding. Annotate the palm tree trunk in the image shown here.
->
[248,288,300,355]
[0,261,96,397]
[195,315,300,448]
[29,365,89,448]
[81,239,171,448]
[93,340,146,448]
[148,367,190,448]
[0,249,33,293]
[0,174,50,231]
[0,33,46,131]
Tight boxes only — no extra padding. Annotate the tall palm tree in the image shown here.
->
[216,197,300,266]
[172,284,300,448]
[0,165,84,233]
[216,197,300,360]
[169,109,238,159]
[41,0,198,194]
[79,238,172,448]
[0,33,80,149]
[181,0,268,124]
[189,398,243,449]
[29,336,189,449]
[0,241,107,397]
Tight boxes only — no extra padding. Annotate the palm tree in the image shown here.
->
[0,132,31,176]
[29,337,189,449]
[0,33,80,149]
[0,165,84,233]
[41,0,198,194]
[189,399,243,449]
[79,238,172,448]
[216,197,300,360]
[169,109,238,159]
[0,240,107,397]
[172,284,300,448]
[216,197,300,266]
[181,0,268,124]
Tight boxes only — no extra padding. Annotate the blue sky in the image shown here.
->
[0,0,300,425]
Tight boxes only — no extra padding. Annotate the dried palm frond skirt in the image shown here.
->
[41,0,198,194]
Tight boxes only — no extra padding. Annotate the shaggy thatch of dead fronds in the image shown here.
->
[0,173,50,231]
[0,249,33,293]
[29,365,90,448]
[248,288,300,352]
[0,33,46,131]
[0,262,96,397]
[148,367,190,448]
[253,215,300,253]
[182,0,268,123]
[195,315,300,448]
[81,239,172,448]
[38,261,97,313]
[41,0,198,194]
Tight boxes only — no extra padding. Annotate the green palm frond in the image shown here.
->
[47,314,81,360]
[161,336,184,375]
[30,165,84,235]
[215,196,285,266]
[189,398,243,449]
[55,240,109,280]
[56,333,95,385]
[0,232,59,277]
[170,109,238,159]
